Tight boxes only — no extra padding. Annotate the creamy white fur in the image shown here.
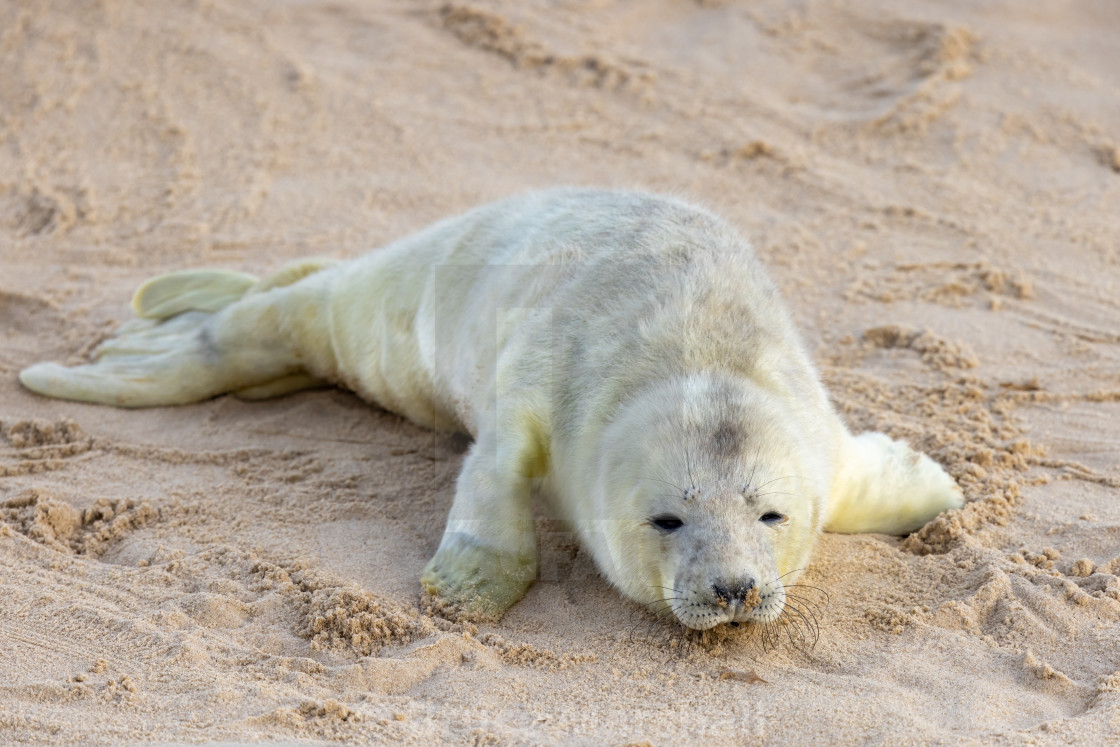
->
[20,188,963,629]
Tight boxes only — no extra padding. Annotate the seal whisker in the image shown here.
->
[791,609,821,651]
[641,596,684,605]
[628,596,682,646]
[769,621,783,653]
[628,614,645,645]
[676,628,699,661]
[755,490,804,500]
[774,614,801,653]
[765,568,807,586]
[771,608,800,651]
[642,614,698,663]
[634,610,677,658]
[750,443,762,484]
[741,442,764,493]
[782,589,827,607]
[793,623,814,655]
[644,624,664,662]
[638,603,680,617]
[782,601,825,625]
[649,585,687,592]
[630,604,661,626]
[685,441,696,490]
[749,625,769,658]
[637,477,687,493]
[782,620,802,651]
[649,491,687,501]
[783,596,821,633]
[761,621,776,653]
[783,593,826,619]
[786,607,817,655]
[782,584,831,603]
[775,621,792,652]
[781,599,820,649]
[782,588,830,609]
[754,474,812,491]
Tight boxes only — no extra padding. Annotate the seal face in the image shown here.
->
[19,188,963,633]
[583,372,828,631]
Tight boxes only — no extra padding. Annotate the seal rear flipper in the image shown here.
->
[233,373,330,401]
[20,269,337,408]
[825,431,963,535]
[132,269,259,320]
[130,260,338,322]
[19,319,226,408]
[247,258,338,294]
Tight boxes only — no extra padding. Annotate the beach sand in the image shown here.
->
[2,0,1119,743]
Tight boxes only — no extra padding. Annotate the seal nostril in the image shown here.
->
[714,578,757,604]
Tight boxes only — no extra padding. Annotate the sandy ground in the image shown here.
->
[2,0,1120,744]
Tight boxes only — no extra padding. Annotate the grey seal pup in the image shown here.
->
[21,188,962,630]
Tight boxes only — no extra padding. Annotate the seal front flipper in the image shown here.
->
[421,412,545,620]
[825,431,963,535]
[421,531,538,620]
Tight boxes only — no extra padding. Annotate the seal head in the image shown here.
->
[581,373,829,631]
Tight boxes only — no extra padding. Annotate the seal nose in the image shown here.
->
[712,578,756,605]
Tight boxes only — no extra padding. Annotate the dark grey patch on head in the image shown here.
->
[711,420,743,459]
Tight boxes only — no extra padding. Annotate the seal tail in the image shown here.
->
[825,432,963,535]
[19,260,338,408]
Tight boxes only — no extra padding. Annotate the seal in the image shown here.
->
[20,188,963,630]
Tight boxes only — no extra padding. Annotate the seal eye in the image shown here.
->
[760,512,786,526]
[650,514,684,533]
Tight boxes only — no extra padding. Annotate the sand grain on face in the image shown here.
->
[2,0,1120,743]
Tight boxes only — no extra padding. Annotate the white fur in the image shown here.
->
[20,188,963,628]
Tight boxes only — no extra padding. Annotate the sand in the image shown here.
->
[2,0,1119,744]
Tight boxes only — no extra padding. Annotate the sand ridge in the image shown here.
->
[2,0,1119,743]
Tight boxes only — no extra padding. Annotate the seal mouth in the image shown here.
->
[669,585,787,631]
